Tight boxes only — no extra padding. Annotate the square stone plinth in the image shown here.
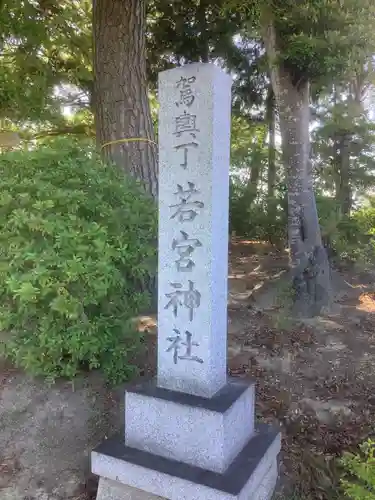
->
[124,378,255,473]
[92,424,281,500]
[96,478,164,499]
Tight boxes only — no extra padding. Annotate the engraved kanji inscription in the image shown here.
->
[172,230,202,272]
[175,76,196,107]
[169,182,204,222]
[166,329,203,364]
[164,280,201,321]
[174,141,198,169]
[174,111,199,138]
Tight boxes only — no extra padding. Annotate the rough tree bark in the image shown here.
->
[332,88,352,217]
[262,18,332,317]
[93,0,158,199]
[335,74,365,217]
[244,161,262,207]
[197,0,210,63]
[266,86,277,217]
[337,134,352,217]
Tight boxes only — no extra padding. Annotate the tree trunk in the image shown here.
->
[197,0,209,62]
[266,86,277,216]
[262,18,331,317]
[337,134,352,216]
[245,160,262,206]
[93,0,158,199]
[336,75,365,217]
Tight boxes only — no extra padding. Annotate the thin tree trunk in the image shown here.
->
[262,17,331,317]
[246,161,262,206]
[336,74,366,217]
[266,86,277,216]
[197,0,209,62]
[338,134,352,216]
[93,0,158,199]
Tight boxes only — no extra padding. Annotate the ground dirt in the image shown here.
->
[1,239,375,499]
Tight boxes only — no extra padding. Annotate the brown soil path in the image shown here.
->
[227,240,375,498]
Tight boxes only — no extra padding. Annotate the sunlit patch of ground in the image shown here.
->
[356,292,375,313]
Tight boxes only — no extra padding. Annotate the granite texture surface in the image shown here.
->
[157,63,232,397]
[247,460,278,500]
[125,377,250,412]
[96,478,163,500]
[95,464,278,500]
[125,380,255,472]
[92,424,281,500]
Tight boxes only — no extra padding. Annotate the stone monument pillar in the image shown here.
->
[92,63,281,500]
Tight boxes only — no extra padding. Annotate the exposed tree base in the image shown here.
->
[291,244,332,317]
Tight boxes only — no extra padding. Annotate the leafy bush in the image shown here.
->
[229,181,287,245]
[317,195,373,265]
[349,207,375,263]
[230,188,375,264]
[340,439,375,499]
[0,139,156,384]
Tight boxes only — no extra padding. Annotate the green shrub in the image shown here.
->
[316,195,374,264]
[353,205,375,234]
[340,439,375,499]
[229,181,287,244]
[0,139,156,384]
[348,207,375,264]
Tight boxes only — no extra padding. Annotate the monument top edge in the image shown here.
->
[158,62,232,82]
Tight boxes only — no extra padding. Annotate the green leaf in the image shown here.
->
[14,282,39,303]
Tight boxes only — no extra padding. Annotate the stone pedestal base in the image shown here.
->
[96,478,163,499]
[92,378,281,499]
[124,378,256,473]
[92,424,280,500]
